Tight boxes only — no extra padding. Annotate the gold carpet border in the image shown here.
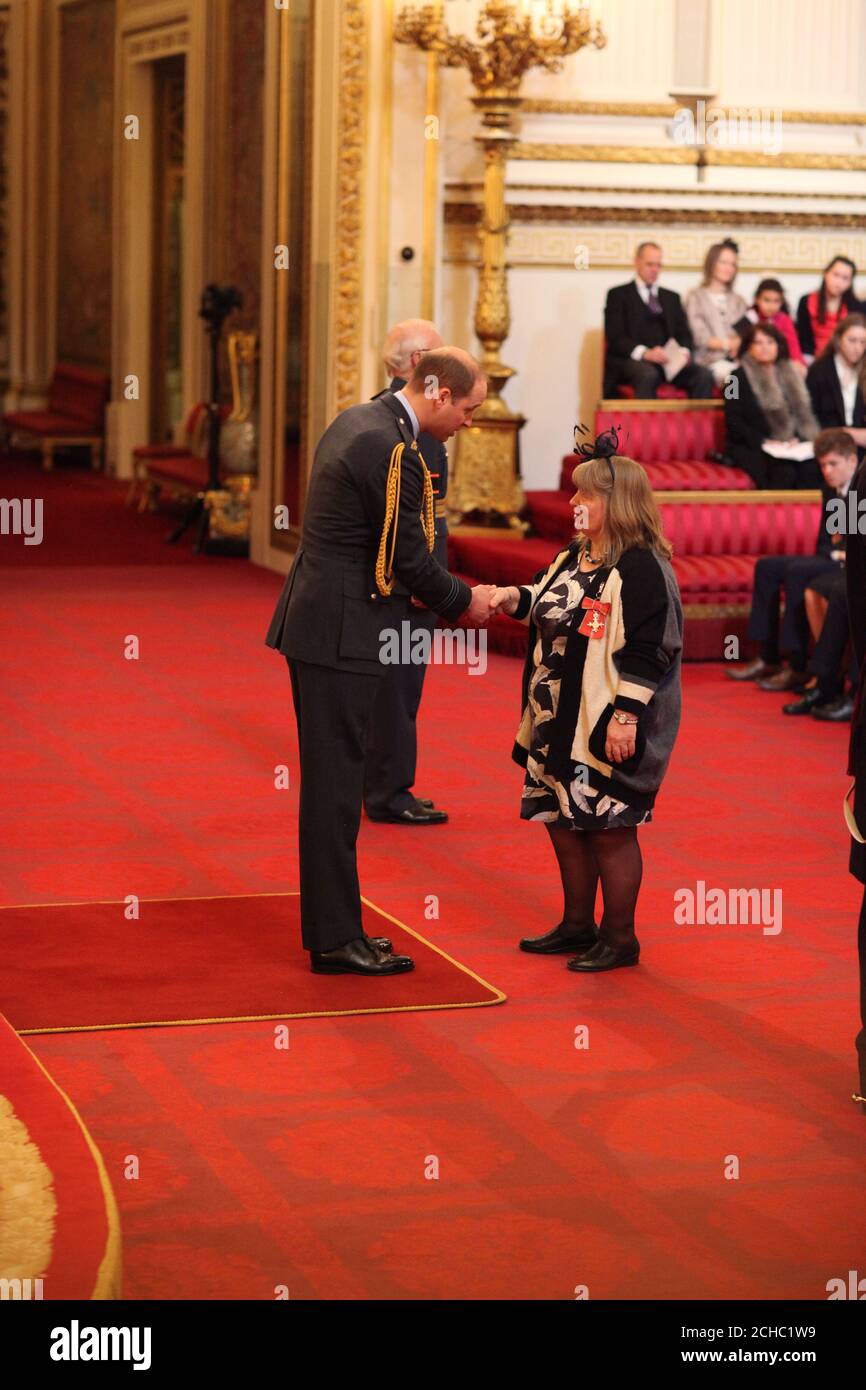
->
[0,1021,121,1299]
[5,892,506,1035]
[0,1094,56,1288]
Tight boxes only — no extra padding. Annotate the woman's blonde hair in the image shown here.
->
[571,453,673,565]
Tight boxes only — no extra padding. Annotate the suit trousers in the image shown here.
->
[747,554,837,667]
[363,604,437,816]
[287,657,381,953]
[608,357,714,399]
[807,567,857,691]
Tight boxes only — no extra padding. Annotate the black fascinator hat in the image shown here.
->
[572,422,622,485]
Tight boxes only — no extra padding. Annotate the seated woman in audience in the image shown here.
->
[797,256,862,362]
[806,313,866,450]
[734,278,806,374]
[684,239,748,386]
[724,322,820,489]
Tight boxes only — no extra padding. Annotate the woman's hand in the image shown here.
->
[490,585,520,616]
[605,714,636,764]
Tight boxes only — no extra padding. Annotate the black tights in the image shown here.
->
[546,821,643,955]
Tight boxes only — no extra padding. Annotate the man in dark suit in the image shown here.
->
[782,430,860,719]
[845,450,866,1114]
[365,319,451,826]
[728,429,856,690]
[603,241,714,399]
[265,348,497,976]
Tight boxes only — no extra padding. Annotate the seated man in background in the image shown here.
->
[603,241,714,399]
[728,428,858,690]
[782,565,857,721]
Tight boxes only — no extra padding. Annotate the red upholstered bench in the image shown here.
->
[615,382,687,401]
[131,403,231,511]
[2,363,109,471]
[450,491,822,660]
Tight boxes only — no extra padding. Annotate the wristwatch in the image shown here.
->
[612,710,639,725]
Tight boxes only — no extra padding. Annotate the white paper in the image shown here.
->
[662,337,690,383]
[761,439,815,462]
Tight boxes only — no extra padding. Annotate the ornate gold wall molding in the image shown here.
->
[444,224,866,272]
[520,99,866,125]
[512,142,698,165]
[445,203,866,230]
[334,0,366,413]
[447,180,866,202]
[127,25,189,58]
[512,142,866,171]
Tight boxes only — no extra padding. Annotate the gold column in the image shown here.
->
[394,0,606,532]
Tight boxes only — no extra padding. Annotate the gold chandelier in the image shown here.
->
[395,1,606,531]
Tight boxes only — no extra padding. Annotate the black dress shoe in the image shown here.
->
[365,933,393,954]
[311,937,415,975]
[782,686,826,715]
[567,941,639,972]
[415,797,435,810]
[367,804,448,825]
[812,695,854,722]
[519,922,599,954]
[727,657,780,682]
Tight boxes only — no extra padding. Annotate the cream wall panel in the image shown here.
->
[715,0,866,111]
[442,234,866,491]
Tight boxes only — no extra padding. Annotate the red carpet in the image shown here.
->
[1,893,503,1033]
[1,458,865,1299]
[0,1013,120,1299]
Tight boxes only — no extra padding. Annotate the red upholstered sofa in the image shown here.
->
[2,363,110,471]
[526,401,751,545]
[449,492,823,661]
[130,402,231,511]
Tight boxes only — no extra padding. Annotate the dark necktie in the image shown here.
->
[647,288,663,316]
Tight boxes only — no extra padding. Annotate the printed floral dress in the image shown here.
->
[519,560,652,831]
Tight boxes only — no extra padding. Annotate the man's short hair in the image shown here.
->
[635,241,662,258]
[409,350,480,402]
[814,427,858,461]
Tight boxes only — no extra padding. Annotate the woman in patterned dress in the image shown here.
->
[493,437,683,973]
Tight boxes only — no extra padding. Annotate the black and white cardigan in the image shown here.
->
[512,541,684,812]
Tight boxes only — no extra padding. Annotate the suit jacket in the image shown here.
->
[373,376,449,567]
[847,458,866,858]
[603,281,694,392]
[806,353,866,434]
[265,392,471,674]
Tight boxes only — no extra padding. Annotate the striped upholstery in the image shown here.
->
[656,499,819,558]
[594,406,726,464]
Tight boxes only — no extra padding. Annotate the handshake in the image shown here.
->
[466,584,521,625]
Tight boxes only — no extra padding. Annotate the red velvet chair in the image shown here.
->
[131,403,231,511]
[2,363,109,471]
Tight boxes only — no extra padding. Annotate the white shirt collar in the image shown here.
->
[634,277,659,303]
[393,388,419,440]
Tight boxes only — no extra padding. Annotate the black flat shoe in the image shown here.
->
[519,922,599,954]
[367,805,448,825]
[365,933,393,954]
[782,686,826,715]
[311,937,415,975]
[811,695,854,722]
[567,941,639,972]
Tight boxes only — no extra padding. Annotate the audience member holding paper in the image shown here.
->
[684,238,748,388]
[603,242,714,399]
[724,321,820,489]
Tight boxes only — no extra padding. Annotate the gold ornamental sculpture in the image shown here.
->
[395,1,606,532]
[206,330,259,545]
